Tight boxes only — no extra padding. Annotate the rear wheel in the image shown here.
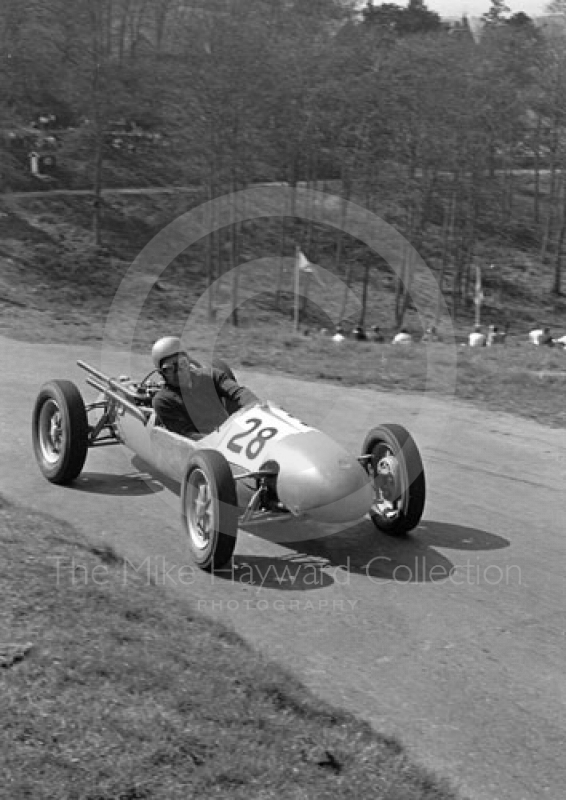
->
[362,424,425,536]
[32,380,89,484]
[181,449,238,571]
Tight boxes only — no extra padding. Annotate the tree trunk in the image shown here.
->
[334,170,349,281]
[552,180,566,296]
[302,270,312,316]
[230,213,240,328]
[337,175,352,321]
[89,3,104,246]
[533,113,542,225]
[541,121,560,263]
[154,0,171,52]
[359,261,370,327]
[117,0,131,65]
[205,163,215,322]
[339,261,353,323]
[93,130,103,247]
[304,149,316,255]
[434,191,456,328]
[275,215,287,310]
[229,102,241,327]
[395,208,414,328]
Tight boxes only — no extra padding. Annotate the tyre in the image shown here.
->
[181,449,238,571]
[362,424,425,536]
[32,380,89,484]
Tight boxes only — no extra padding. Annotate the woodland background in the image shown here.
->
[3,0,566,331]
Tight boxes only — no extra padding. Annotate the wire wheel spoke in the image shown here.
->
[39,401,64,463]
[50,412,62,451]
[187,471,216,549]
[195,485,212,534]
[372,447,401,517]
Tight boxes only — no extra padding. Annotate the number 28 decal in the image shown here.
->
[227,417,278,459]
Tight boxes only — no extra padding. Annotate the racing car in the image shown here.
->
[32,359,426,570]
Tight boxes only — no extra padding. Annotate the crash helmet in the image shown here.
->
[151,336,185,369]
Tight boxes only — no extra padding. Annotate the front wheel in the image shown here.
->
[181,449,238,571]
[32,380,89,484]
[362,424,425,536]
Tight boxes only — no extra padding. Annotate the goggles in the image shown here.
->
[161,354,189,373]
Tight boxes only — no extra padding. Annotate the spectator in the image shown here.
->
[486,325,506,346]
[392,328,412,344]
[468,325,486,347]
[369,324,384,343]
[528,326,542,344]
[352,325,367,341]
[529,326,553,346]
[422,325,440,342]
[332,325,346,343]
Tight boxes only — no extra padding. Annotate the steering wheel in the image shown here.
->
[137,368,163,393]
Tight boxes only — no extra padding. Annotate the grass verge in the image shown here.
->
[0,493,463,799]
[3,189,566,429]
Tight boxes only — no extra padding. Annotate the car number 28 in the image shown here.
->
[226,417,278,459]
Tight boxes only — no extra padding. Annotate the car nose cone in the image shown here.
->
[273,431,373,523]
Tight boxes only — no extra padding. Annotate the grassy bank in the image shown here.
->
[0,494,462,799]
[2,293,566,428]
[2,189,566,429]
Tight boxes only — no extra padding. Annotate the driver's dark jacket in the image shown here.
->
[152,367,259,436]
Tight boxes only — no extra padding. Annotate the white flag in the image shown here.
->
[295,249,324,287]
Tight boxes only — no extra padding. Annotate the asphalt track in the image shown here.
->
[1,335,566,800]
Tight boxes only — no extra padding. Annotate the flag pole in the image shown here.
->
[303,269,312,315]
[474,265,483,328]
[294,245,300,331]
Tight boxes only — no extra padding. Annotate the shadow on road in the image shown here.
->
[71,471,164,496]
[131,456,180,494]
[260,518,509,584]
[213,553,335,590]
[415,520,510,551]
[287,525,453,583]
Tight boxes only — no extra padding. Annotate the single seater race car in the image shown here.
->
[32,359,426,571]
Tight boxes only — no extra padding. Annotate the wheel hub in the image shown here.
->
[39,401,64,464]
[194,486,212,533]
[187,472,215,550]
[49,413,62,451]
[375,455,399,497]
[373,454,401,518]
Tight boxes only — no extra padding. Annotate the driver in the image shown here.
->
[151,336,260,437]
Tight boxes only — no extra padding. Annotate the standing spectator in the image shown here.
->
[469,325,486,347]
[392,328,412,344]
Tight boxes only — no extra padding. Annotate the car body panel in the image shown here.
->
[109,389,373,525]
